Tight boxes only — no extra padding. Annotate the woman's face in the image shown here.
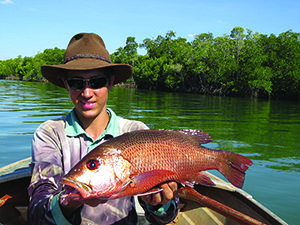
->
[63,69,115,121]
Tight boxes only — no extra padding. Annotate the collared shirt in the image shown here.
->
[27,108,179,225]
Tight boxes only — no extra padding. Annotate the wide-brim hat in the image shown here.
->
[41,33,133,88]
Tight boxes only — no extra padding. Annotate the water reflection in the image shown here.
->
[1,80,300,172]
[109,87,300,172]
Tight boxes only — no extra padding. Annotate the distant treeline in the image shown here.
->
[1,27,300,100]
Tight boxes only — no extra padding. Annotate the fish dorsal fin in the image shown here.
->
[160,129,214,144]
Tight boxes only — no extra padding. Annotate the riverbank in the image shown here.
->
[0,75,48,83]
[1,76,299,101]
[0,76,138,89]
[0,76,245,97]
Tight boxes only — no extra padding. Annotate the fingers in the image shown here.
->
[168,181,178,193]
[141,182,178,206]
[159,183,176,204]
[140,193,152,204]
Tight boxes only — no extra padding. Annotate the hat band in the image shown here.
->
[63,54,112,64]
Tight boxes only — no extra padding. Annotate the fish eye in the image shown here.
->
[86,160,99,170]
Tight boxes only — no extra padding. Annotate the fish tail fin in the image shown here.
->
[219,151,253,188]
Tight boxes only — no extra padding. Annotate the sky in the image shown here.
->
[0,0,299,60]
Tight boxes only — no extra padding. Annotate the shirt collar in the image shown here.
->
[65,108,120,142]
[65,109,85,137]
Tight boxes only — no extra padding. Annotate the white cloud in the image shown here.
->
[188,34,196,38]
[217,20,228,24]
[0,0,13,4]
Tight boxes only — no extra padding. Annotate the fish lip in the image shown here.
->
[61,177,93,198]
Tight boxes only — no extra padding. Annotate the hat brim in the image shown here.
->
[41,58,133,88]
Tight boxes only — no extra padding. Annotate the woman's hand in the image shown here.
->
[140,182,178,206]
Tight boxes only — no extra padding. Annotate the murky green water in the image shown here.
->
[0,80,299,224]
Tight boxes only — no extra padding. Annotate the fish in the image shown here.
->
[60,129,253,204]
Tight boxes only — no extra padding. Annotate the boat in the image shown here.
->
[0,158,31,225]
[0,158,287,225]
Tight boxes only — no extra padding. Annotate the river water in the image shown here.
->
[0,80,299,224]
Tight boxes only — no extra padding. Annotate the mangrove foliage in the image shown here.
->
[1,27,299,100]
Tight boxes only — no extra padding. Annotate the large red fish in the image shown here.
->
[60,129,252,204]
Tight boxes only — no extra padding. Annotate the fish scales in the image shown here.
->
[101,130,222,178]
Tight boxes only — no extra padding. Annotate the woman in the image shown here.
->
[27,33,179,225]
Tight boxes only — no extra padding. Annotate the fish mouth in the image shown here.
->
[60,178,112,204]
[60,177,93,199]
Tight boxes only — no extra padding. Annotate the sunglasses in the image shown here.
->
[66,76,108,90]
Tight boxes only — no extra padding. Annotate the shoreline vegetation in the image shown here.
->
[1,27,299,100]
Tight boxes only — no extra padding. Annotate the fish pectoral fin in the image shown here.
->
[136,188,163,196]
[108,170,177,199]
[184,172,215,187]
[129,170,178,190]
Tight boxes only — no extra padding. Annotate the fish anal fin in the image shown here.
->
[185,172,215,187]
